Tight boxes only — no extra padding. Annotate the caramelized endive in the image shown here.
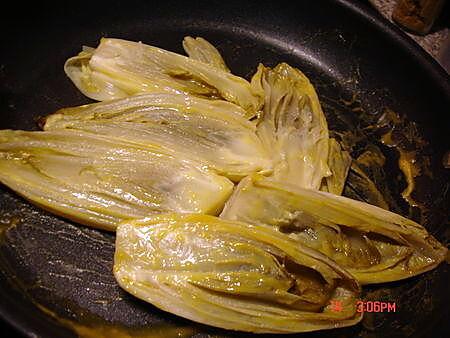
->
[221,175,447,284]
[0,129,233,231]
[114,213,362,333]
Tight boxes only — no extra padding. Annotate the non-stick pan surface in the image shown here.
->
[0,1,449,337]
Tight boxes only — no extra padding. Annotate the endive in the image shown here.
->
[320,138,352,195]
[65,38,262,118]
[0,129,233,231]
[42,93,272,180]
[221,175,447,284]
[251,63,332,189]
[114,213,361,333]
[182,36,230,72]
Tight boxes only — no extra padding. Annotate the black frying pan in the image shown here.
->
[0,1,449,337]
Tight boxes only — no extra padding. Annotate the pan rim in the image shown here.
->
[338,0,450,99]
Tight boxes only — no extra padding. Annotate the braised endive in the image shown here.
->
[251,63,353,194]
[42,93,272,180]
[182,36,230,72]
[320,138,352,195]
[0,129,233,231]
[251,63,331,189]
[65,38,262,118]
[221,175,447,284]
[114,213,362,333]
[1,34,447,334]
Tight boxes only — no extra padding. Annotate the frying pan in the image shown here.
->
[0,0,449,337]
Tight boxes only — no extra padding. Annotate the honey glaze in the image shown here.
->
[376,108,434,219]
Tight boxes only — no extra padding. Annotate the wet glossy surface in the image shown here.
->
[0,0,449,337]
[114,214,361,333]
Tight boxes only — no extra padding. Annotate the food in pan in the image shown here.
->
[64,38,262,117]
[220,175,447,284]
[182,36,231,72]
[251,63,351,194]
[42,92,272,181]
[250,63,332,190]
[114,213,362,333]
[0,129,233,231]
[0,36,446,333]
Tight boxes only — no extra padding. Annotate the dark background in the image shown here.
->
[0,1,449,337]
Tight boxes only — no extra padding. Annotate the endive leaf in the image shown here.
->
[65,38,263,118]
[114,213,361,333]
[345,161,390,210]
[251,63,330,189]
[0,130,233,231]
[320,138,352,195]
[42,93,272,180]
[221,175,447,284]
[182,36,230,72]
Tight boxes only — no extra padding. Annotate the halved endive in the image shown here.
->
[0,129,233,231]
[251,63,331,189]
[114,213,361,333]
[65,38,262,118]
[221,175,447,284]
[42,93,272,180]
